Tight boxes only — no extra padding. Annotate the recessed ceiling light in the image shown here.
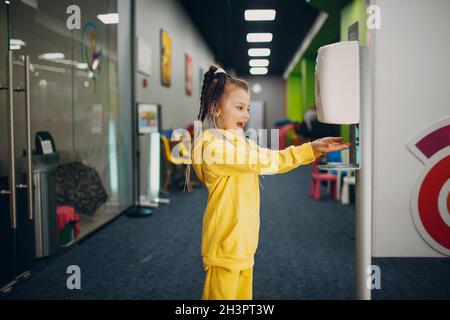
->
[97,13,119,24]
[249,59,269,67]
[248,48,271,57]
[247,33,273,43]
[252,83,262,94]
[250,67,268,75]
[245,9,276,21]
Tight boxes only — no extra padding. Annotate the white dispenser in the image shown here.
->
[315,41,360,124]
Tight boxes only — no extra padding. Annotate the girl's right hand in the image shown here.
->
[311,137,351,157]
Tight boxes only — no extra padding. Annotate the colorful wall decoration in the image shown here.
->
[185,54,193,95]
[407,117,450,256]
[160,29,172,87]
[81,22,102,92]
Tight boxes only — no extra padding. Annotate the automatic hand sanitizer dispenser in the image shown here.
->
[315,40,361,169]
[315,41,360,124]
[315,38,373,300]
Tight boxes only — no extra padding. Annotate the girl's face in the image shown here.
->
[215,86,251,132]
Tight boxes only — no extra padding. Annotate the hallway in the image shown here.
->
[7,165,450,300]
[7,165,355,299]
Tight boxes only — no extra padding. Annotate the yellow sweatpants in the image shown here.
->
[202,266,253,300]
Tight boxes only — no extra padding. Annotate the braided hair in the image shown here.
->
[198,65,249,127]
[186,66,249,193]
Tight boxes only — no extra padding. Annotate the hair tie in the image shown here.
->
[214,68,227,76]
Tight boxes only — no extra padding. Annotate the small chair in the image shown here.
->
[341,170,355,205]
[161,135,193,192]
[338,149,355,204]
[326,150,343,201]
[279,123,295,150]
[309,158,337,200]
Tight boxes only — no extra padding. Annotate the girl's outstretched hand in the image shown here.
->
[311,137,351,158]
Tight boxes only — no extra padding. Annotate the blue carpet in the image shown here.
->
[6,166,450,299]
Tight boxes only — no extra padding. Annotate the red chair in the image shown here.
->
[309,159,337,200]
[279,123,295,150]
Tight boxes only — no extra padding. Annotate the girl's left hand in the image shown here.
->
[311,137,351,157]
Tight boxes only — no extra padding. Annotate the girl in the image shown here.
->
[191,65,350,300]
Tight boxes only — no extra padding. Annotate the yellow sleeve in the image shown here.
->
[203,138,317,176]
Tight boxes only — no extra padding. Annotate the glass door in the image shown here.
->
[0,0,16,291]
[8,0,121,244]
[8,0,74,258]
[1,0,122,293]
[70,0,121,237]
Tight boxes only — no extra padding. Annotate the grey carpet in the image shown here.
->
[6,166,450,300]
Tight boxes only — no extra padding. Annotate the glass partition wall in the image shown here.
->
[7,0,122,242]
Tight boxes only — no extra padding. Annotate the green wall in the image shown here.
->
[285,0,366,135]
[287,74,302,121]
[301,58,316,113]
[286,58,316,123]
[341,0,368,44]
[340,0,368,141]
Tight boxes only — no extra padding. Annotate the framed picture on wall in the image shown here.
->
[137,37,152,77]
[185,54,193,95]
[138,103,159,134]
[160,29,172,87]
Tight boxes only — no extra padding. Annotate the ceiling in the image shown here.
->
[178,0,320,77]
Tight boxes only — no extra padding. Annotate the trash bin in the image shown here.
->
[32,153,59,258]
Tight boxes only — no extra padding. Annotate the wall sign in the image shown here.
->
[407,117,450,256]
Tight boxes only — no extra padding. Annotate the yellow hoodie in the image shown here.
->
[192,129,317,272]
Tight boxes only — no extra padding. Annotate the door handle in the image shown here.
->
[13,86,25,92]
[24,56,33,220]
[7,50,17,229]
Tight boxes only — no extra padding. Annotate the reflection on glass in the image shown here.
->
[8,0,122,243]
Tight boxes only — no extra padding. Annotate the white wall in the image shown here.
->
[241,76,286,130]
[135,0,215,129]
[135,0,215,196]
[371,0,450,257]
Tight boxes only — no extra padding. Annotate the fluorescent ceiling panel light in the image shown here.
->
[76,63,88,70]
[38,53,65,60]
[10,39,26,46]
[97,13,119,24]
[247,33,273,43]
[248,48,270,57]
[245,9,276,21]
[250,67,268,75]
[249,59,269,67]
[21,0,38,9]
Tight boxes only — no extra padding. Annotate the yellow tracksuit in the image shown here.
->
[192,129,318,300]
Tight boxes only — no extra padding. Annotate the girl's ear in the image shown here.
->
[212,105,221,118]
